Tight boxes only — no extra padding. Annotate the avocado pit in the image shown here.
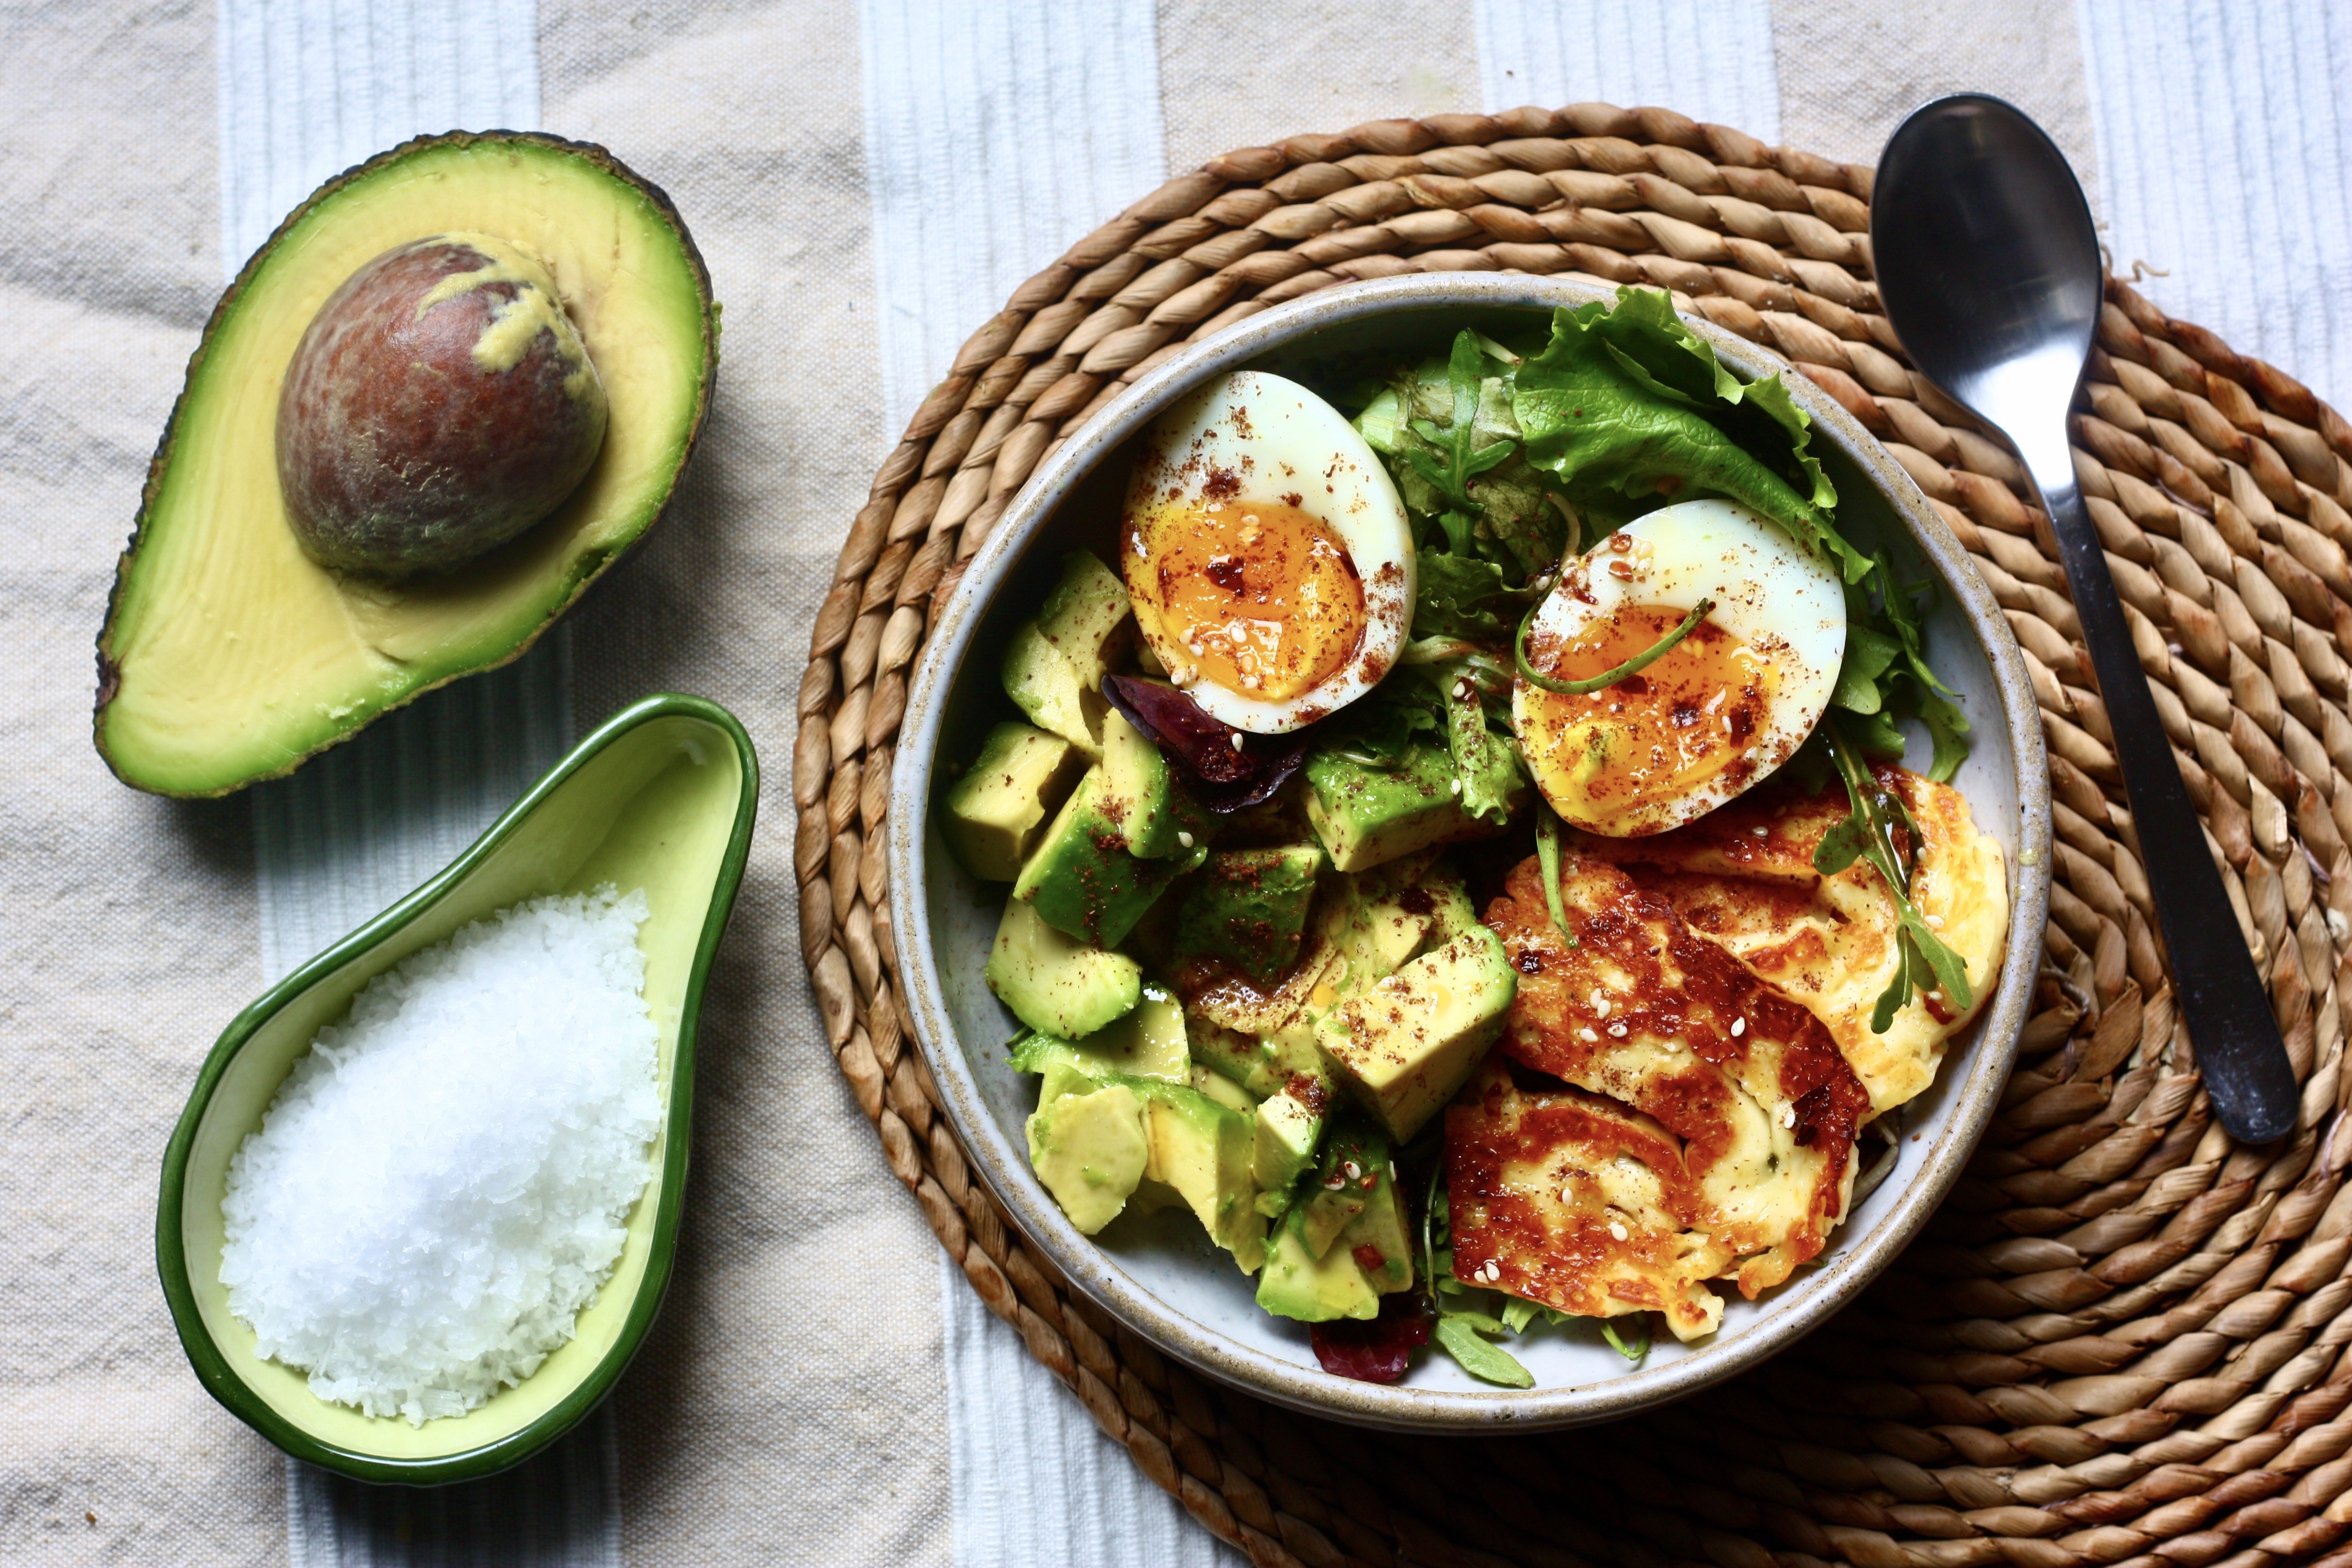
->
[276,232,609,576]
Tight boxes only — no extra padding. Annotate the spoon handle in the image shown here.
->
[2037,475,2299,1142]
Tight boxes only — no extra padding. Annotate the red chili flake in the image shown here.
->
[1353,1244,1387,1272]
[1310,1293,1433,1383]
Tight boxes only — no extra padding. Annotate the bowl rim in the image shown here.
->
[890,272,2054,1432]
[154,690,760,1485]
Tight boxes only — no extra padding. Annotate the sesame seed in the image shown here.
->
[1607,1021,1628,1037]
[1779,1104,1796,1129]
[1577,1027,1599,1043]
[1177,830,1195,849]
[1325,1175,1345,1190]
[1230,733,1245,751]
[1343,1161,1360,1179]
[1751,825,1767,837]
[1609,1221,1629,1242]
[1926,913,1945,929]
[1449,778,1462,796]
[1730,1016,1745,1037]
[1596,995,1611,1017]
[1560,1186,1576,1205]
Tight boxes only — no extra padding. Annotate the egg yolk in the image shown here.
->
[1520,605,1778,831]
[1127,499,1365,703]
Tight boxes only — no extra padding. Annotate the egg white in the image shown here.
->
[1515,499,1846,835]
[1120,370,1414,733]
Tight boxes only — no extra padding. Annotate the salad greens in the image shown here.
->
[1341,286,1975,1027]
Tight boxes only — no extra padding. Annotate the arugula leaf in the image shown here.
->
[1819,714,1976,1028]
[1501,1295,1542,1335]
[1832,625,1901,715]
[1434,1315,1536,1387]
[1600,1315,1652,1363]
[1535,799,1575,941]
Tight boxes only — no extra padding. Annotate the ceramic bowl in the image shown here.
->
[157,693,757,1483]
[891,274,2052,1431]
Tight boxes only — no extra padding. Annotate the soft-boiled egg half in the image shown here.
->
[1121,371,1413,733]
[1515,499,1845,836]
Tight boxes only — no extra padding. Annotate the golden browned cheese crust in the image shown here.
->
[1570,765,2009,1116]
[1472,854,1868,1314]
[1446,1062,1730,1341]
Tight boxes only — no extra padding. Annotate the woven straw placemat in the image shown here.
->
[793,101,2352,1568]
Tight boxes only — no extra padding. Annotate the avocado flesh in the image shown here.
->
[96,132,715,796]
[1257,1202,1380,1323]
[1013,767,1206,948]
[1173,844,1326,983]
[1144,1087,1266,1273]
[943,721,1081,881]
[1317,927,1517,1143]
[986,898,1141,1038]
[1026,1084,1151,1235]
[1010,984,1189,1102]
[1303,742,1526,872]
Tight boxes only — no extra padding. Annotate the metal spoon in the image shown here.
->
[1872,94,2297,1144]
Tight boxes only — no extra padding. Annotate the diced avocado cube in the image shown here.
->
[1101,708,1181,858]
[1186,1019,1277,1098]
[1255,1200,1380,1323]
[1416,868,1481,951]
[1316,927,1517,1142]
[1300,1122,1388,1257]
[943,721,1082,881]
[1333,1163,1413,1292]
[1013,767,1206,948]
[986,897,1141,1039]
[1145,1086,1266,1273]
[1303,743,1526,872]
[1325,886,1434,999]
[1173,844,1327,984]
[1003,622,1107,758]
[1190,1064,1258,1115]
[1026,1084,1150,1234]
[1010,983,1189,1102]
[1188,1019,1288,1100]
[1252,1080,1326,1210]
[1037,551,1133,687]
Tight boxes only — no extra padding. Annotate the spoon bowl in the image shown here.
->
[156,693,758,1484]
[1871,96,2104,480]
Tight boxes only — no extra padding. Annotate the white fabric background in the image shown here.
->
[2078,0,2352,409]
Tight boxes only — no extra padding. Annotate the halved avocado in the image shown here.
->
[95,131,716,796]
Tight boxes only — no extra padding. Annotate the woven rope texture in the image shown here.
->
[793,100,2352,1568]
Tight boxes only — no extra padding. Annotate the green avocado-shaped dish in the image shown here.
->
[156,693,756,1485]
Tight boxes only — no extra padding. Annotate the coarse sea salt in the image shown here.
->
[219,886,661,1426]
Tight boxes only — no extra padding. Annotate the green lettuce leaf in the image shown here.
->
[1512,288,1865,581]
[1413,549,1512,640]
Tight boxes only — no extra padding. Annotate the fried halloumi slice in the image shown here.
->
[1446,1061,1730,1341]
[1572,764,2007,1115]
[1483,853,1869,1299]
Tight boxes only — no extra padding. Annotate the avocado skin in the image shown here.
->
[94,130,717,796]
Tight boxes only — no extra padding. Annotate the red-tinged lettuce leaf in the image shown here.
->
[1101,674,1315,812]
[1309,1294,1433,1384]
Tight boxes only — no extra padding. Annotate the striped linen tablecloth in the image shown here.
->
[1,1,2345,1562]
